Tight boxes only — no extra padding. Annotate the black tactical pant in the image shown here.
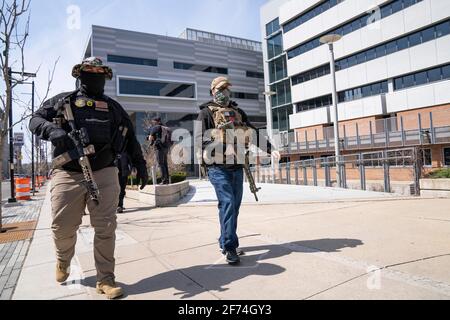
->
[118,174,128,208]
[156,148,170,184]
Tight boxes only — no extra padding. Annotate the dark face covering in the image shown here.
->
[79,71,106,97]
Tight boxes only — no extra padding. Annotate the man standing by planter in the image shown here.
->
[197,77,280,265]
[147,117,172,185]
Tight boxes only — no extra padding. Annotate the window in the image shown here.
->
[354,87,363,99]
[444,148,450,166]
[421,149,432,167]
[381,81,389,93]
[366,48,376,61]
[343,23,352,35]
[436,21,450,38]
[339,59,348,70]
[347,55,358,68]
[381,4,392,18]
[231,92,259,100]
[397,37,409,51]
[376,45,386,58]
[403,74,415,87]
[415,71,428,86]
[286,0,426,60]
[246,71,264,79]
[422,27,435,42]
[395,78,404,90]
[108,55,157,67]
[371,82,382,94]
[394,64,450,91]
[270,80,291,107]
[283,0,342,33]
[428,68,442,82]
[442,65,450,79]
[391,0,403,14]
[357,52,366,64]
[118,78,196,99]
[408,32,422,46]
[266,18,280,36]
[267,33,283,59]
[386,41,397,55]
[174,62,228,74]
[362,85,371,97]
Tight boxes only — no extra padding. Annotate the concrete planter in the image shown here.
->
[420,179,450,198]
[126,181,190,207]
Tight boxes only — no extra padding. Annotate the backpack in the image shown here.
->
[160,126,173,148]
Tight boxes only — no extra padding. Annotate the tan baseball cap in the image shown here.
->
[211,76,232,91]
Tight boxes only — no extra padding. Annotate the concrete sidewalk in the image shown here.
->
[13,184,450,300]
[0,189,46,300]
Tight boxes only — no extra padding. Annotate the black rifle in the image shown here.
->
[59,100,100,205]
[244,151,261,202]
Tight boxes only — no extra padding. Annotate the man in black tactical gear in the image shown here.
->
[147,117,171,185]
[29,57,148,300]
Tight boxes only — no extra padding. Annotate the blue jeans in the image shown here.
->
[208,166,244,252]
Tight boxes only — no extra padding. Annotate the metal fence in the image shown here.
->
[249,148,421,195]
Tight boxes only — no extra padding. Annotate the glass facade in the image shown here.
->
[394,63,450,90]
[269,56,288,83]
[287,0,423,60]
[283,0,345,33]
[267,33,283,59]
[108,54,157,67]
[174,62,228,75]
[266,18,280,37]
[270,80,291,108]
[291,19,450,86]
[119,78,196,99]
[272,105,293,132]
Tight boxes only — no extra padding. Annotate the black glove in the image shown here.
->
[136,162,149,190]
[49,128,68,149]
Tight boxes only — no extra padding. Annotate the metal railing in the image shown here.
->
[277,110,450,154]
[249,148,421,195]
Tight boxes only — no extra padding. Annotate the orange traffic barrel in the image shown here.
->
[16,178,31,201]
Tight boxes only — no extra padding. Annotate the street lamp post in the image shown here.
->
[263,91,277,166]
[7,70,37,203]
[320,34,343,188]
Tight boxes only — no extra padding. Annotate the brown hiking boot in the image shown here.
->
[96,280,124,300]
[56,262,70,283]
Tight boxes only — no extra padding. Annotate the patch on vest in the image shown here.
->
[75,98,86,108]
[95,101,109,112]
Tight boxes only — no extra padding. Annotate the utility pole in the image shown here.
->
[8,68,16,203]
[31,80,36,195]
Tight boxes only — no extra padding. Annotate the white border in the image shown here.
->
[116,75,198,101]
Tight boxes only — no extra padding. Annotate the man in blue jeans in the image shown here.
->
[197,77,280,265]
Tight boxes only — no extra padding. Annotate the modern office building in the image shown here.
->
[83,26,267,146]
[261,0,450,169]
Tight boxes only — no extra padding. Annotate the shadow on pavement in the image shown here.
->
[83,238,363,299]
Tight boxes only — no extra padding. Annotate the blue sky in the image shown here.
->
[11,0,268,162]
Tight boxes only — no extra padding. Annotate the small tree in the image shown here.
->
[1,0,57,230]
